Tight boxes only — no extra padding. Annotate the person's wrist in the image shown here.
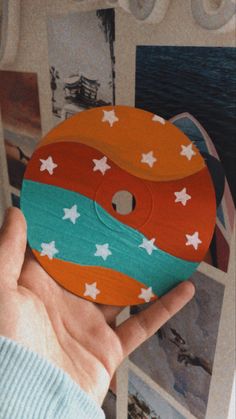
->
[0,336,105,419]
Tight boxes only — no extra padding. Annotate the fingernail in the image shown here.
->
[188,280,196,295]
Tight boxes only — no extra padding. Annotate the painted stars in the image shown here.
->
[180,144,196,161]
[152,114,165,125]
[40,241,59,260]
[102,109,119,127]
[94,243,112,261]
[83,282,101,300]
[141,151,157,168]
[138,287,155,303]
[174,187,191,206]
[139,238,157,255]
[83,282,155,303]
[40,156,58,175]
[62,204,80,224]
[185,231,202,250]
[93,156,111,175]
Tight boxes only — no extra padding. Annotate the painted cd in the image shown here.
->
[20,106,216,305]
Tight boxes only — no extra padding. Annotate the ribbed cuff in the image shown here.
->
[0,336,105,419]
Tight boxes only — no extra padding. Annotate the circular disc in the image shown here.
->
[21,106,216,306]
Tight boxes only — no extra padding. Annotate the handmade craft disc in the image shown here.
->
[20,106,216,306]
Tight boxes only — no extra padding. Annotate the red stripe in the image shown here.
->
[25,142,216,262]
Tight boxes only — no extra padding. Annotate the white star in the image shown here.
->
[174,188,191,206]
[138,287,155,303]
[180,144,196,161]
[83,282,101,300]
[102,110,119,127]
[139,238,157,255]
[141,151,157,168]
[93,156,111,175]
[94,243,112,261]
[40,156,58,175]
[62,204,80,224]
[40,241,59,260]
[152,114,165,124]
[185,232,202,250]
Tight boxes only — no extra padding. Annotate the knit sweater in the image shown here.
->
[0,336,105,419]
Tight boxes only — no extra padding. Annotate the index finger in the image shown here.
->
[115,280,195,358]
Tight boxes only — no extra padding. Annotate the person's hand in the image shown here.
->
[0,207,195,405]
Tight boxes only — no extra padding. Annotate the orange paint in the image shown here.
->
[25,142,215,262]
[38,106,205,181]
[21,106,216,306]
[33,250,158,306]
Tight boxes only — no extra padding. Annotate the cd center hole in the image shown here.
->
[112,190,136,215]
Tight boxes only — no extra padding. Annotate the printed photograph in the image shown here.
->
[135,45,235,272]
[0,70,42,190]
[130,271,225,419]
[170,112,233,273]
[47,8,115,125]
[128,371,186,419]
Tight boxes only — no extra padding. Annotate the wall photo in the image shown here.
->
[47,8,115,125]
[135,45,235,273]
[0,70,42,191]
[130,271,225,419]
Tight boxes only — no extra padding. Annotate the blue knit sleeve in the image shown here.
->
[0,336,105,419]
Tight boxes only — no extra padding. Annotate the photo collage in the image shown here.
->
[0,2,235,418]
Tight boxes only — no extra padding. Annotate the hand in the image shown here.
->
[0,208,195,405]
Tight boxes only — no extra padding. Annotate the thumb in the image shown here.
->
[0,207,27,288]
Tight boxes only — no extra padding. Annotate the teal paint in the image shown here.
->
[21,180,199,296]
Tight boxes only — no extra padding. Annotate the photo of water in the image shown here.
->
[130,271,225,419]
[135,46,236,205]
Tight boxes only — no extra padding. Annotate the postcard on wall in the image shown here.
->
[47,8,115,125]
[135,45,236,273]
[130,272,225,419]
[0,70,42,191]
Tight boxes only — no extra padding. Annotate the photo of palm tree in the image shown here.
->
[47,8,115,125]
